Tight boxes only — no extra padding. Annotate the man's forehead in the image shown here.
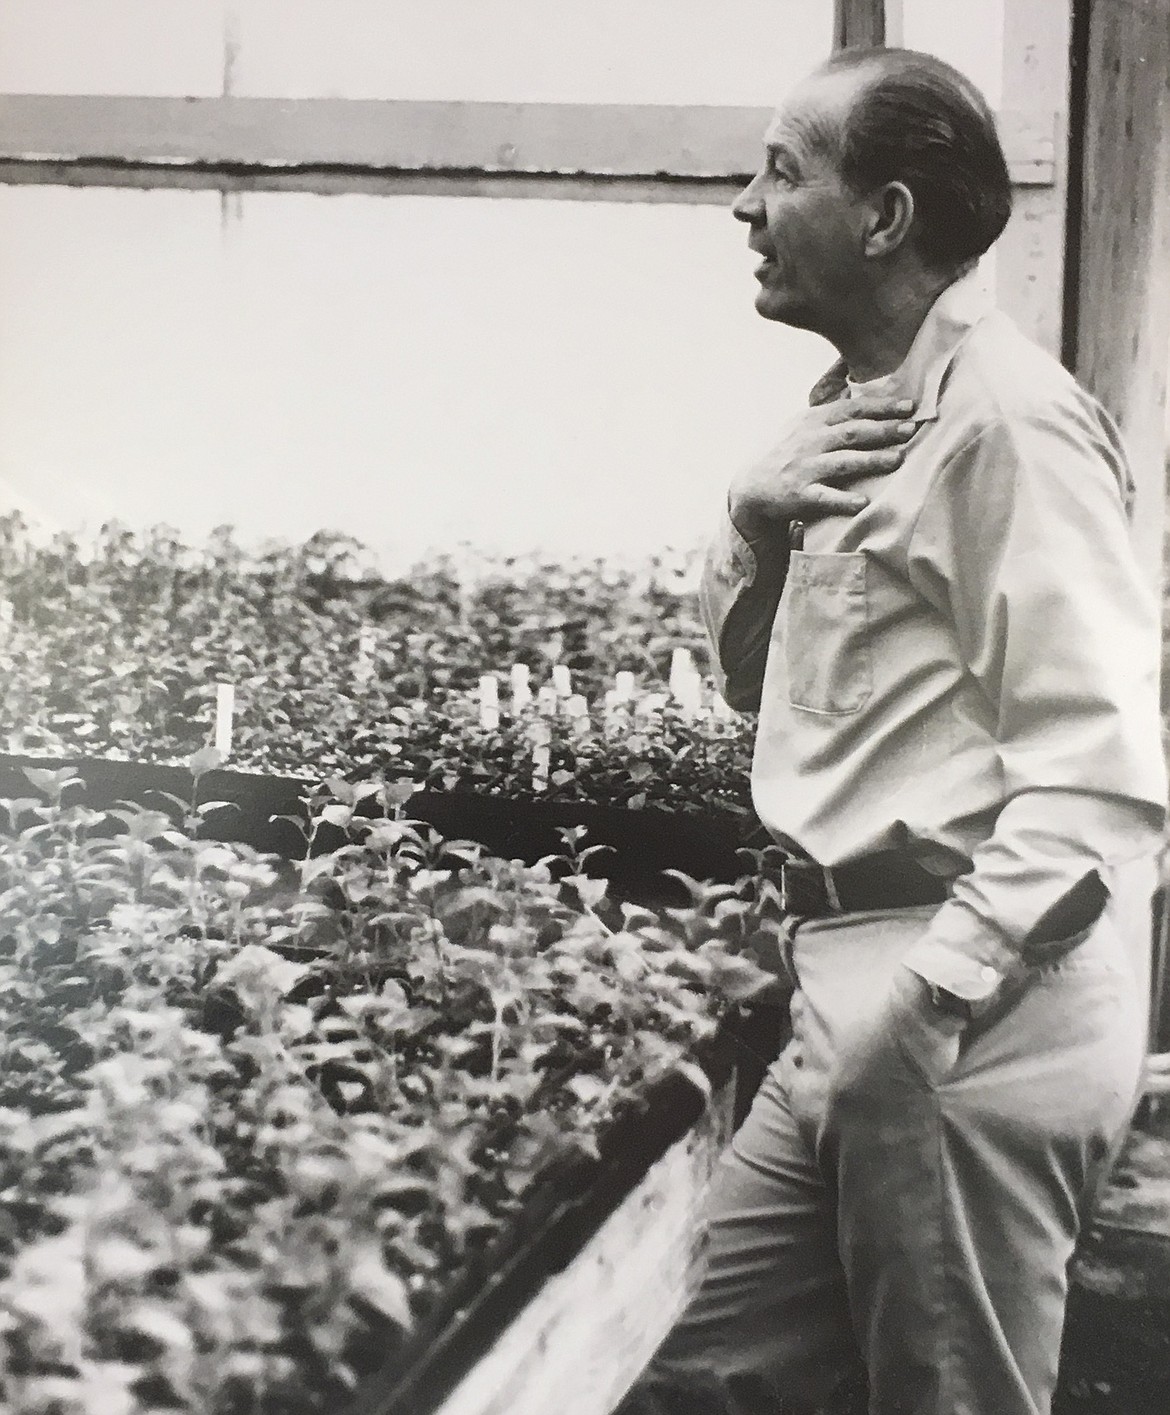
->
[763,68,864,152]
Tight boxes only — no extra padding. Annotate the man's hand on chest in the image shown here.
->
[729,395,920,543]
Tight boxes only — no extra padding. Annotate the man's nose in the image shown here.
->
[732,172,765,224]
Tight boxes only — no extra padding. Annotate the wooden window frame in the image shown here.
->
[0,94,1057,204]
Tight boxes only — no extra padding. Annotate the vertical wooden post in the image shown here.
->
[833,0,885,51]
[1066,0,1170,1047]
[997,0,1073,360]
[1068,0,1170,585]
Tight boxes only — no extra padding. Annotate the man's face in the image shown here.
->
[733,71,873,335]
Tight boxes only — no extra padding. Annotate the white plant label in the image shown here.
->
[478,674,500,730]
[669,647,694,694]
[567,694,590,729]
[510,663,532,709]
[215,682,236,758]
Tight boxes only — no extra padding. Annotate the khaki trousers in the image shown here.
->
[619,904,1145,1415]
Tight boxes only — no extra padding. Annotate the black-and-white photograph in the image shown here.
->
[0,3,1166,1413]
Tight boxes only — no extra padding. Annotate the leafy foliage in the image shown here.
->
[0,764,781,1414]
[0,517,753,813]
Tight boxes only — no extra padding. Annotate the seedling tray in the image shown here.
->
[0,747,746,1409]
[0,752,760,898]
[348,1050,735,1415]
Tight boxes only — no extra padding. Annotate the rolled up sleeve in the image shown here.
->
[901,408,1168,999]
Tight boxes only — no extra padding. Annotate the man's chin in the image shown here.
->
[753,285,810,329]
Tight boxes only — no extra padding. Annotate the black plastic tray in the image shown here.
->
[0,753,761,903]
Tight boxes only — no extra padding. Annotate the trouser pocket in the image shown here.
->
[893,983,967,1087]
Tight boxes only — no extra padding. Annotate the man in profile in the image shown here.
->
[621,46,1165,1415]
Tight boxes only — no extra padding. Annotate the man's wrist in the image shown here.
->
[728,497,796,549]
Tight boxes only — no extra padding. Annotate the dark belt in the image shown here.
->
[777,852,952,918]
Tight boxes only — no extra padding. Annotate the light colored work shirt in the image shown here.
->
[701,272,1168,1002]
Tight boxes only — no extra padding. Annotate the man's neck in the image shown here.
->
[832,270,959,383]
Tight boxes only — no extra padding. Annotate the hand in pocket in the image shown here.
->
[830,967,965,1110]
[889,968,966,1087]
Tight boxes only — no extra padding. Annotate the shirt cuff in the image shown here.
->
[900,903,1020,1002]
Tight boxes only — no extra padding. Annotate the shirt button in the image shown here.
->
[980,966,999,984]
[792,1053,804,1069]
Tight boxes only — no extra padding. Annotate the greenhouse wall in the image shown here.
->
[0,1,1005,563]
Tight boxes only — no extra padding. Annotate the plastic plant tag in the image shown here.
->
[510,663,532,709]
[478,675,500,730]
[214,683,235,757]
[566,694,590,731]
[669,647,695,695]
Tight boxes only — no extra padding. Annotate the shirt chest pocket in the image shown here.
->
[783,551,872,714]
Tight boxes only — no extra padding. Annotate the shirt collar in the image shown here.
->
[807,266,995,423]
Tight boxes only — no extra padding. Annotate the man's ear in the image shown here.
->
[863,181,915,259]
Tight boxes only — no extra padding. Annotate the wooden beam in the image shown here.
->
[834,0,886,49]
[0,94,1058,194]
[0,160,740,207]
[0,96,774,180]
[1065,0,1170,1050]
[1069,0,1170,582]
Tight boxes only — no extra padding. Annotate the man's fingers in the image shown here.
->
[829,418,919,452]
[817,446,909,483]
[824,396,915,425]
[797,483,869,516]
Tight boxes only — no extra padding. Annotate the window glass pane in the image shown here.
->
[231,1,835,105]
[0,185,831,559]
[0,1,225,97]
[0,1,836,106]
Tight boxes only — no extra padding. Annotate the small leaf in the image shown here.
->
[673,1058,713,1102]
[187,746,223,778]
[567,875,608,909]
[197,800,241,817]
[619,902,659,929]
[22,767,81,798]
[323,776,357,804]
[566,1074,608,1105]
[145,789,195,814]
[705,951,776,1003]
